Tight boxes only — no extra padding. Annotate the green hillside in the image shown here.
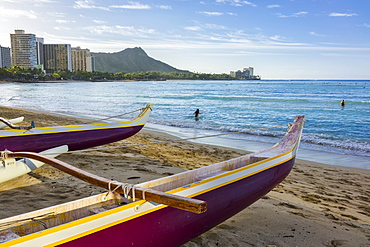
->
[92,47,187,73]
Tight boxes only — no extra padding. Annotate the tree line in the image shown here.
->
[0,66,235,82]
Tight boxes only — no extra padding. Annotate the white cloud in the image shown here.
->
[93,20,107,24]
[309,31,325,37]
[329,12,357,17]
[73,0,110,11]
[184,23,226,31]
[215,0,256,7]
[270,35,284,41]
[2,0,54,2]
[204,23,226,29]
[198,11,223,16]
[48,12,65,18]
[110,2,151,10]
[55,19,72,23]
[184,26,202,31]
[0,6,37,19]
[84,25,156,37]
[156,5,171,10]
[363,23,370,28]
[276,11,308,18]
[54,26,71,31]
[267,5,280,8]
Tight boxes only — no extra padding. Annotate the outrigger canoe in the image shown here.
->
[0,115,305,247]
[0,145,68,183]
[0,117,24,129]
[0,105,152,153]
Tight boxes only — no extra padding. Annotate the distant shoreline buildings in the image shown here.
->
[0,46,11,68]
[0,29,94,72]
[230,67,260,80]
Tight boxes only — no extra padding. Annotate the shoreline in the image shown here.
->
[144,122,370,170]
[0,105,369,246]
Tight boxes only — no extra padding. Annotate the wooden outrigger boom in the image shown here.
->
[5,151,207,214]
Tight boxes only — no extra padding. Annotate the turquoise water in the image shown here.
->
[1,80,369,167]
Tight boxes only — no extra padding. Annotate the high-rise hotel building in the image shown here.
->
[43,44,72,72]
[9,29,93,72]
[0,45,12,68]
[72,47,93,72]
[10,30,37,69]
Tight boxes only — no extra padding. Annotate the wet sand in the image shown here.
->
[0,105,369,246]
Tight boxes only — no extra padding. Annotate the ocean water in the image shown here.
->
[1,80,369,169]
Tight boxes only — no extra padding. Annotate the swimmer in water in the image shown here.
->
[340,100,345,107]
[194,109,202,118]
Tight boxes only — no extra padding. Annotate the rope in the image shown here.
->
[141,188,148,201]
[2,123,289,158]
[121,183,136,201]
[103,181,124,201]
[81,108,145,124]
[1,149,11,160]
[63,123,289,155]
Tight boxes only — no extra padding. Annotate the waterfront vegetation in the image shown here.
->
[0,66,235,82]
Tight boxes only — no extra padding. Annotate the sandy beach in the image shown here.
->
[0,105,369,246]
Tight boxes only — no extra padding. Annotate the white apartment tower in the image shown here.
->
[10,30,37,69]
[243,67,254,79]
[36,37,44,69]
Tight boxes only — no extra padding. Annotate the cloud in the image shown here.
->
[270,35,284,41]
[198,11,223,16]
[156,5,171,10]
[363,23,370,28]
[309,31,325,37]
[204,23,226,29]
[215,0,256,7]
[267,5,280,8]
[276,11,308,18]
[54,26,71,31]
[0,6,37,19]
[84,25,156,37]
[329,12,357,17]
[48,12,65,18]
[3,0,53,2]
[93,20,107,24]
[184,26,202,31]
[184,23,226,31]
[109,1,151,10]
[73,0,110,11]
[55,19,76,24]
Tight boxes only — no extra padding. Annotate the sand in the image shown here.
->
[0,105,369,246]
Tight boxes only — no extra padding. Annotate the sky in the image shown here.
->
[1,0,369,79]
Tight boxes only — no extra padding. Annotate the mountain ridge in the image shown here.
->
[92,47,188,73]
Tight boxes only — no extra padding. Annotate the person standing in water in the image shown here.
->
[340,100,345,107]
[194,109,202,118]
